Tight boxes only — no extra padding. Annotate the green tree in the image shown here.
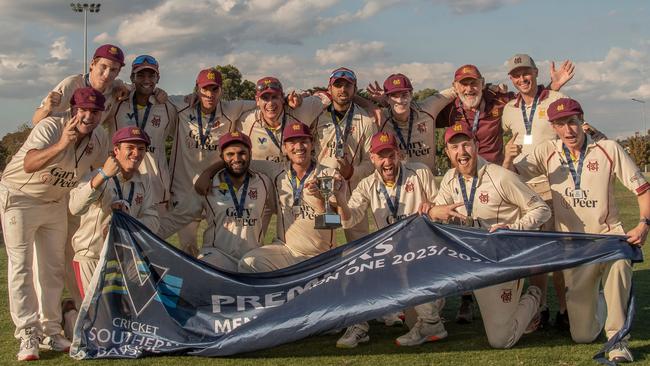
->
[413,88,438,102]
[214,65,256,101]
[0,124,32,173]
[625,133,649,170]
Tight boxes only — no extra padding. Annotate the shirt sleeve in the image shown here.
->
[39,76,78,114]
[609,141,650,196]
[291,96,327,126]
[353,117,378,180]
[496,167,551,230]
[433,172,456,206]
[69,170,108,216]
[417,166,439,203]
[418,88,456,117]
[23,119,60,151]
[342,182,371,229]
[513,144,550,181]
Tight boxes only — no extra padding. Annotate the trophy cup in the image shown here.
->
[314,176,342,229]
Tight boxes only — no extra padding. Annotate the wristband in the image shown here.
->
[640,217,650,226]
[97,168,110,181]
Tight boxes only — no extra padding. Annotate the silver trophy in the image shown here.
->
[314,176,342,229]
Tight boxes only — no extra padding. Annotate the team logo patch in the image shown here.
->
[151,115,161,127]
[514,57,522,64]
[258,137,267,145]
[85,141,94,155]
[8,216,16,225]
[417,122,427,133]
[88,95,96,102]
[131,128,141,135]
[392,79,401,85]
[462,67,471,74]
[231,131,240,137]
[538,108,546,118]
[501,289,512,303]
[479,191,489,204]
[292,124,301,131]
[379,133,389,142]
[556,103,565,112]
[218,182,228,195]
[109,46,118,55]
[587,160,599,172]
[405,181,414,193]
[248,188,258,200]
[39,172,53,184]
[134,193,143,205]
[631,171,645,182]
[453,123,463,131]
[189,114,196,122]
[491,108,499,117]
[207,71,216,80]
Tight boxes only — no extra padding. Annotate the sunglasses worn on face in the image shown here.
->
[133,55,159,66]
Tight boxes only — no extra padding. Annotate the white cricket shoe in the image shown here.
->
[378,311,404,327]
[17,327,40,361]
[609,342,634,363]
[395,319,448,346]
[41,334,71,352]
[336,323,369,348]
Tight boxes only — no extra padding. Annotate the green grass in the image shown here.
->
[1,180,649,365]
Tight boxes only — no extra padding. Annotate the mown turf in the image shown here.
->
[0,179,648,365]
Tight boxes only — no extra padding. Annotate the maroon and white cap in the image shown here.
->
[454,64,482,82]
[219,131,252,150]
[383,74,413,95]
[196,68,223,88]
[70,87,105,111]
[283,121,312,142]
[93,44,125,66]
[370,132,398,153]
[444,122,474,143]
[112,126,151,146]
[547,98,584,122]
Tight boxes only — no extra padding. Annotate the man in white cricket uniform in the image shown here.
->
[310,67,377,242]
[0,88,110,360]
[238,76,326,165]
[160,68,255,254]
[428,122,551,349]
[375,73,456,172]
[69,126,159,294]
[239,122,339,272]
[110,55,178,214]
[334,132,446,348]
[506,98,650,363]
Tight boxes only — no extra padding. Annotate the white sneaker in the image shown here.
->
[41,334,71,352]
[17,327,40,361]
[395,319,448,346]
[336,323,369,348]
[378,312,404,327]
[609,342,634,363]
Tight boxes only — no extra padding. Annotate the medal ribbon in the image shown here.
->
[196,103,216,148]
[224,172,250,218]
[132,93,152,130]
[562,138,588,193]
[390,109,414,151]
[519,87,542,135]
[112,177,135,205]
[263,111,287,150]
[289,162,315,206]
[378,167,403,219]
[458,175,478,217]
[330,104,355,150]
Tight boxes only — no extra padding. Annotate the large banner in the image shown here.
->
[71,211,641,363]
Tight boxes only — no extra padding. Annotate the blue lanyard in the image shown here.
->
[289,162,315,206]
[460,103,481,134]
[112,177,134,205]
[562,139,588,191]
[330,104,355,148]
[132,93,152,130]
[458,175,478,217]
[390,109,414,150]
[196,104,216,148]
[223,172,250,218]
[519,88,542,135]
[83,73,91,87]
[378,167,403,218]
[263,112,287,150]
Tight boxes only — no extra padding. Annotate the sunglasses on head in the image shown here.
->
[256,80,283,92]
[330,69,356,81]
[132,55,158,66]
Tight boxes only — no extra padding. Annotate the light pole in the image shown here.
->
[631,98,646,135]
[70,3,101,75]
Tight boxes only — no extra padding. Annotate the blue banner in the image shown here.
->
[71,211,642,362]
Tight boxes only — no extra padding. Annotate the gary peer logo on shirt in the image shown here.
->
[562,188,598,209]
[39,167,78,188]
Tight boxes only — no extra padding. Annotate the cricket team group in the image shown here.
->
[1,43,648,362]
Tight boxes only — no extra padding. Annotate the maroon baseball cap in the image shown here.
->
[219,131,252,151]
[256,77,283,97]
[383,74,413,95]
[131,55,159,75]
[329,67,357,86]
[444,122,474,143]
[454,64,482,82]
[370,132,398,153]
[70,87,105,111]
[196,68,222,88]
[283,121,312,142]
[112,126,151,146]
[93,44,125,66]
[547,98,584,122]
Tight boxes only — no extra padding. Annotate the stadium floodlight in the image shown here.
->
[70,3,102,74]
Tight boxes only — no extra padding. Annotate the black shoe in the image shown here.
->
[555,310,570,331]
[539,307,550,329]
[456,296,474,324]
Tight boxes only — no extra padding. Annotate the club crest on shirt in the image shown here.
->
[134,193,143,205]
[538,108,546,118]
[405,181,414,193]
[586,160,599,172]
[479,191,489,204]
[151,115,161,128]
[85,141,94,155]
[417,122,427,133]
[189,114,196,122]
[501,289,512,303]
[491,108,500,117]
[258,137,267,145]
[248,188,258,200]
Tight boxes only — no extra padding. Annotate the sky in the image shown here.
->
[0,0,649,139]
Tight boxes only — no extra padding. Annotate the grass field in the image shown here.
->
[0,180,648,365]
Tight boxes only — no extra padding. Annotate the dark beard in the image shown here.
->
[225,161,249,178]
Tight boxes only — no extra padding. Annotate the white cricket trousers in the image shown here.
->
[0,184,66,338]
